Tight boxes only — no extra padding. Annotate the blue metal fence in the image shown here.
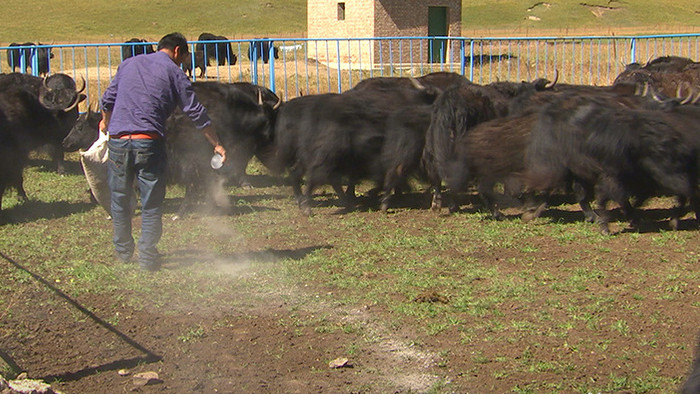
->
[1,34,698,107]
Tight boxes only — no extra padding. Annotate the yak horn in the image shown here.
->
[644,55,654,67]
[634,83,642,96]
[641,82,649,97]
[680,90,694,105]
[409,77,425,90]
[273,96,282,110]
[42,75,52,91]
[76,76,86,94]
[64,77,87,113]
[257,89,263,105]
[545,69,558,89]
[691,91,700,105]
[649,86,665,103]
[63,94,82,112]
[677,82,693,104]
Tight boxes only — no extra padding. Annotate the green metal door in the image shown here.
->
[428,7,447,63]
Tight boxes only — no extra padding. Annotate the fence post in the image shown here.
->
[629,37,637,64]
[336,40,342,93]
[269,40,276,92]
[19,46,28,74]
[469,39,475,82]
[250,40,259,85]
[460,39,466,76]
[30,47,38,76]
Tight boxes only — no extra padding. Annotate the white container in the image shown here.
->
[210,153,224,169]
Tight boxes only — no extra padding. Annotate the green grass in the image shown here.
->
[1,0,698,44]
[2,0,307,43]
[462,0,700,34]
[178,324,205,342]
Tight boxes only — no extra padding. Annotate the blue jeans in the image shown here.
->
[108,138,166,267]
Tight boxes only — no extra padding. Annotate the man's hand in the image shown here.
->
[100,110,111,134]
[214,144,227,163]
[201,125,226,163]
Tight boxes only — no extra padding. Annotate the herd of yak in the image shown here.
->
[1,55,700,235]
[121,34,279,79]
[6,34,276,79]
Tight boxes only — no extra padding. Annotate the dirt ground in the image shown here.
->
[1,226,450,393]
[1,167,699,393]
[2,212,450,393]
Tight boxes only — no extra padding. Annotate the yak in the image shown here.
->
[0,73,86,220]
[6,42,53,76]
[121,38,155,61]
[196,33,237,66]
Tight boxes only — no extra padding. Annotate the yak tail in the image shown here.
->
[427,88,487,183]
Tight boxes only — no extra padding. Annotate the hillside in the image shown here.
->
[1,0,698,44]
[462,0,700,36]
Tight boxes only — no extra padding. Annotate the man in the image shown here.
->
[100,32,226,271]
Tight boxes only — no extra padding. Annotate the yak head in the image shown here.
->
[38,73,86,112]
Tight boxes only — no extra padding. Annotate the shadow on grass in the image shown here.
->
[162,245,331,270]
[1,200,96,225]
[27,156,84,176]
[237,173,287,189]
[0,251,161,383]
[162,196,281,218]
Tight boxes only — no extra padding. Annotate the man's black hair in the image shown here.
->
[158,32,189,54]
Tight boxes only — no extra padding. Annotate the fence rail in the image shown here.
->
[1,34,698,107]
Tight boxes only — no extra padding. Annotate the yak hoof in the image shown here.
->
[521,211,536,223]
[669,217,680,231]
[522,204,545,223]
[627,217,641,232]
[300,202,312,217]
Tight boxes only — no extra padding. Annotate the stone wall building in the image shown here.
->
[307,0,462,68]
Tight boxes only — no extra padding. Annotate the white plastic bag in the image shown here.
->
[80,131,111,215]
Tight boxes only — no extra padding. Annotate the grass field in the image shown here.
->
[0,149,698,392]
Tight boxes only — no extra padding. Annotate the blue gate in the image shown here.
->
[1,33,698,107]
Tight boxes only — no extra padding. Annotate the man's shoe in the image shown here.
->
[117,252,133,263]
[139,256,162,272]
[140,262,161,272]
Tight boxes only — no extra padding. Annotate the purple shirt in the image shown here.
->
[101,51,211,138]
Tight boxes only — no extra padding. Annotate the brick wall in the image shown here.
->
[374,0,462,64]
[307,0,375,65]
[308,0,462,66]
[308,0,375,38]
[375,0,461,36]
